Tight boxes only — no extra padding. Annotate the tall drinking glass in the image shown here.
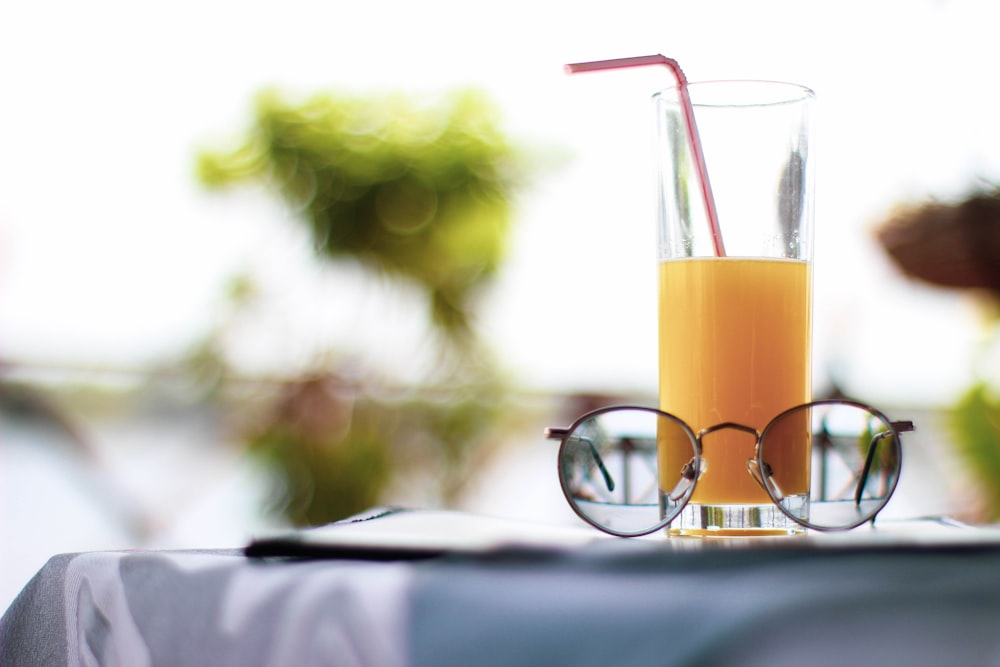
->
[655,80,816,536]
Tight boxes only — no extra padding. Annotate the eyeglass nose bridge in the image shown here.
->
[696,421,760,441]
[695,422,786,501]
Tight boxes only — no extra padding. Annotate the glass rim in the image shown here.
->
[653,79,816,108]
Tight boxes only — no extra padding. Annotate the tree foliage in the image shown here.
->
[195,87,529,525]
[952,382,1000,521]
[198,88,522,339]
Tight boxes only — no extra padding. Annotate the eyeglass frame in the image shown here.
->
[545,399,916,537]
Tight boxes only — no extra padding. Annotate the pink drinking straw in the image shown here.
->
[565,54,726,257]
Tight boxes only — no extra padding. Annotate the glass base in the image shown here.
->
[665,494,809,537]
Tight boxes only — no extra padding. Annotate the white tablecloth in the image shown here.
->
[5,514,1000,666]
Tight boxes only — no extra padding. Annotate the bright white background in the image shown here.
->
[2,0,999,406]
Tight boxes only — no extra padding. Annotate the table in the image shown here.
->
[5,510,1000,667]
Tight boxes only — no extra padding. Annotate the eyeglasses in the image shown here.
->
[545,400,915,536]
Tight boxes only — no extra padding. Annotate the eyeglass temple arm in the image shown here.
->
[545,427,615,493]
[854,420,915,506]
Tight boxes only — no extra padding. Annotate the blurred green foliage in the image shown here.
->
[244,373,507,526]
[875,190,1000,523]
[198,88,522,340]
[951,382,1000,521]
[196,87,531,526]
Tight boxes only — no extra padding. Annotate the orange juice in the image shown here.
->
[658,257,811,505]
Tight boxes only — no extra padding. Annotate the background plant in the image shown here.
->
[877,188,1000,521]
[196,87,532,525]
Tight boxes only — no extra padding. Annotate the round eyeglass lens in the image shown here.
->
[760,401,902,530]
[557,407,699,537]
